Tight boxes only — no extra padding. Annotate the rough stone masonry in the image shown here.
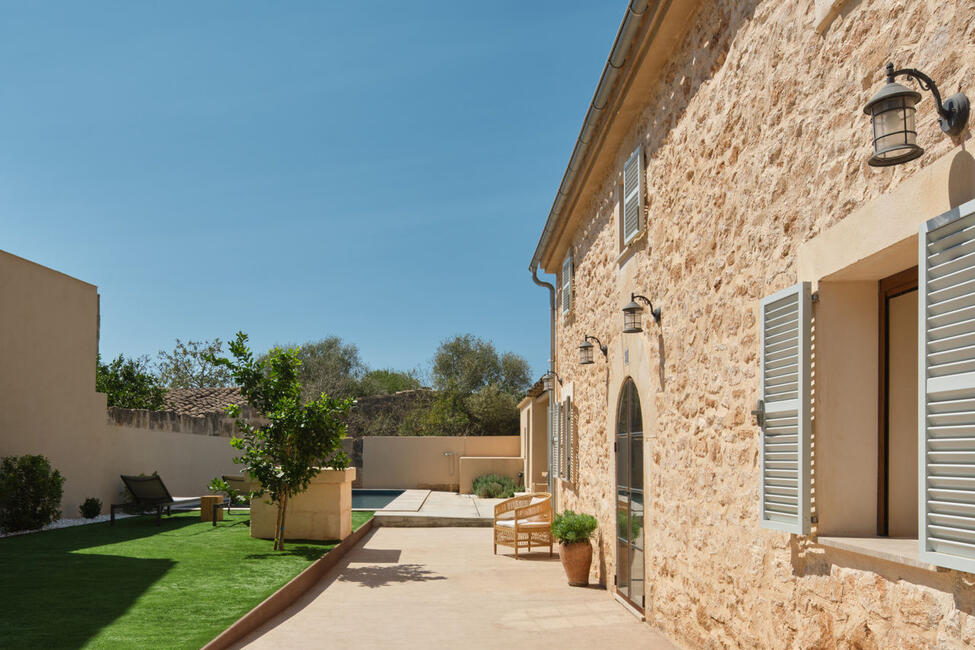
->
[546,1,975,648]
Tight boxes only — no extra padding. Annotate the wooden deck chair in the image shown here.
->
[493,492,553,559]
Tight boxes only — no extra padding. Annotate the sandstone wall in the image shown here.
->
[551,1,975,648]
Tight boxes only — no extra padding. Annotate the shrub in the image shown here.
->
[0,455,65,533]
[472,473,521,499]
[80,497,102,519]
[551,510,598,545]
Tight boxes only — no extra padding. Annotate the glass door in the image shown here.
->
[616,378,644,611]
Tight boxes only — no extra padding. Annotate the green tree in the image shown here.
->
[96,354,167,410]
[157,338,234,388]
[283,336,366,400]
[431,334,532,396]
[465,384,520,435]
[212,332,352,551]
[404,335,533,436]
[399,391,471,437]
[358,368,421,396]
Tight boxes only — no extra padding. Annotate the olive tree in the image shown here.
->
[212,332,352,551]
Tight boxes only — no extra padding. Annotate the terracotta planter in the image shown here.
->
[559,540,593,586]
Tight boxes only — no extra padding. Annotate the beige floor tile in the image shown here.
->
[235,527,677,649]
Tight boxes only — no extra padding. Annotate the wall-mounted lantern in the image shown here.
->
[622,293,662,334]
[864,63,969,167]
[542,370,563,393]
[578,335,608,365]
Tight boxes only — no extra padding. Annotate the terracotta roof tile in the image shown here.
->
[163,387,247,417]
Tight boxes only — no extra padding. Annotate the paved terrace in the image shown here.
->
[234,527,676,649]
[374,491,502,526]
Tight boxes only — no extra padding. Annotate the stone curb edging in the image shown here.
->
[202,517,375,650]
[373,513,492,528]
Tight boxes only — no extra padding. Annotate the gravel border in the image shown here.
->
[0,512,136,539]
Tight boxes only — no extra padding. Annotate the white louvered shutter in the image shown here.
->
[551,399,561,480]
[562,256,573,314]
[561,396,572,481]
[919,198,975,572]
[759,282,811,534]
[621,146,644,244]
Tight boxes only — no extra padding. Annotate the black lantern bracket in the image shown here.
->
[584,335,608,358]
[631,293,662,323]
[884,63,970,136]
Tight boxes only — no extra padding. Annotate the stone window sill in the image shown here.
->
[817,536,943,572]
[616,229,646,266]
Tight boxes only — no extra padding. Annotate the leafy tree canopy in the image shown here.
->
[157,338,234,389]
[431,334,532,396]
[400,335,532,436]
[359,368,421,396]
[280,336,367,401]
[96,354,167,410]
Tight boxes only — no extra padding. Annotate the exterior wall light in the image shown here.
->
[622,293,662,334]
[578,335,608,365]
[542,370,563,392]
[865,63,970,167]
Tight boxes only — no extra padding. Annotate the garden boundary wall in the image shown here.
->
[359,436,522,492]
[0,249,239,518]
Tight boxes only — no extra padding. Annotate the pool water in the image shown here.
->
[351,489,404,509]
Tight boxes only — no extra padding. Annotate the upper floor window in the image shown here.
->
[561,255,573,315]
[620,145,645,248]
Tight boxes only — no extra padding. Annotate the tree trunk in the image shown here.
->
[278,492,289,551]
[273,497,285,551]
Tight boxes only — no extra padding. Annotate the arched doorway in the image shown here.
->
[616,377,644,611]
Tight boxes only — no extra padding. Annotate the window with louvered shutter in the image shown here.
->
[560,396,572,482]
[551,399,561,481]
[621,146,644,245]
[919,198,975,573]
[759,282,812,535]
[566,396,573,482]
[562,256,573,314]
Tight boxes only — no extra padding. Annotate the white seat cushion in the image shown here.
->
[496,518,550,529]
[529,497,546,506]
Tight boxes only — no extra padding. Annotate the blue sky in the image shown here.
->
[0,2,622,380]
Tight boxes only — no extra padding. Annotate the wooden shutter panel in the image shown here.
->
[621,146,644,244]
[562,256,573,314]
[919,198,975,572]
[551,399,561,480]
[562,396,572,482]
[759,282,811,534]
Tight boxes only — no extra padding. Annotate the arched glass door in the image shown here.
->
[616,378,644,611]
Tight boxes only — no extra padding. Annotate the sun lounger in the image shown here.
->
[110,474,221,526]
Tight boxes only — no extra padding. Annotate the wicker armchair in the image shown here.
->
[493,492,552,559]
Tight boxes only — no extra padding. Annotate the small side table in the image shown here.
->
[200,495,224,523]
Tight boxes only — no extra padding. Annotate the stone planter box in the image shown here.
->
[250,467,355,542]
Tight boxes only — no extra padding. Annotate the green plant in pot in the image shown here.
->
[551,510,598,586]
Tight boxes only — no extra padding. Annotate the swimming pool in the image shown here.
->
[351,489,404,510]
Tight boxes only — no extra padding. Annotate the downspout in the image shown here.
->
[531,263,557,497]
[529,0,655,507]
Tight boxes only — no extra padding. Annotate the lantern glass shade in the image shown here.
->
[622,300,643,333]
[542,373,554,392]
[865,81,923,167]
[579,340,594,365]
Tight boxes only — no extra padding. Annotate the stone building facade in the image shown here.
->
[531,1,975,647]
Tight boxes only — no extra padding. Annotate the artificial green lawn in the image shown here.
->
[0,510,373,649]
